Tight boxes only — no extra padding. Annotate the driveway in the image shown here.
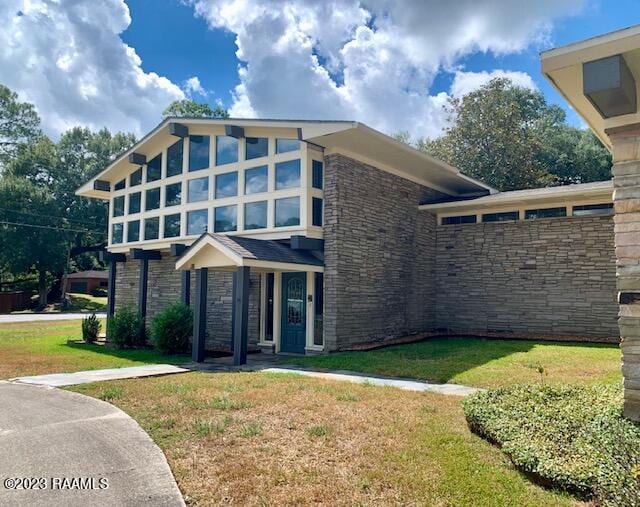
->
[0,381,184,506]
[0,312,107,324]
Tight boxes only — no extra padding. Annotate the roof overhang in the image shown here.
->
[175,233,324,272]
[419,180,613,214]
[76,118,495,200]
[541,24,640,150]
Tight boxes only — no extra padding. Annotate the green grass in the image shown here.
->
[291,337,622,389]
[464,384,640,505]
[0,320,190,379]
[66,293,107,312]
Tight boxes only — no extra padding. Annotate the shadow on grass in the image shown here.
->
[66,341,191,365]
[285,337,620,386]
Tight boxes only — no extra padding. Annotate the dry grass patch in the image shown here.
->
[71,372,579,506]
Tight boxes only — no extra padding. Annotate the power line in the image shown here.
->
[0,207,105,227]
[0,220,106,235]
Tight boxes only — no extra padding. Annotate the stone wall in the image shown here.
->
[434,216,618,341]
[323,153,442,350]
[114,252,261,350]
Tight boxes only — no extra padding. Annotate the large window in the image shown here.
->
[275,197,300,227]
[129,192,141,214]
[165,182,182,207]
[216,135,238,165]
[112,223,123,244]
[276,138,300,154]
[442,215,477,225]
[167,139,183,177]
[525,207,567,220]
[214,205,237,232]
[215,171,238,198]
[188,177,209,203]
[245,165,268,194]
[145,187,160,211]
[164,213,181,238]
[144,217,159,240]
[130,167,142,186]
[312,197,323,227]
[573,203,613,216]
[113,196,125,217]
[147,154,162,182]
[312,160,323,189]
[114,179,126,191]
[482,211,518,223]
[189,135,210,172]
[246,137,268,160]
[127,220,140,242]
[187,209,208,235]
[244,201,267,230]
[275,159,300,190]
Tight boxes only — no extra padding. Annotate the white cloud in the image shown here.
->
[0,0,185,137]
[190,0,583,138]
[450,70,538,98]
[183,76,208,97]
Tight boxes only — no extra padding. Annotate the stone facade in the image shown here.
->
[114,252,261,350]
[609,127,640,421]
[434,216,618,341]
[323,153,443,350]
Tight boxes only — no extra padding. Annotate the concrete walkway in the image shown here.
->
[261,367,481,396]
[0,312,106,324]
[0,381,184,506]
[10,364,189,387]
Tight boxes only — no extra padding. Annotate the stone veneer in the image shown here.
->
[114,251,261,350]
[434,216,618,341]
[322,153,443,350]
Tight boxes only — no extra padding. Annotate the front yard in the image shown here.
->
[70,372,577,506]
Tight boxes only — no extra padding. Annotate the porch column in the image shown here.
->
[192,267,208,362]
[233,266,250,366]
[131,248,162,324]
[170,243,190,306]
[609,123,640,422]
[100,252,126,336]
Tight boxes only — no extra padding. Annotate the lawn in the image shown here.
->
[290,337,622,389]
[0,320,189,379]
[67,292,107,312]
[70,372,580,506]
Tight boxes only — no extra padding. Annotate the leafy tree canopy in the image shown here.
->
[0,84,41,168]
[414,78,611,191]
[162,99,229,119]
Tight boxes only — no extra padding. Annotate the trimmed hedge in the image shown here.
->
[150,303,193,354]
[463,384,640,505]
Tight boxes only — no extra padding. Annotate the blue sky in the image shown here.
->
[2,1,639,138]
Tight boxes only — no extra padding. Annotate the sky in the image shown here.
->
[1,0,639,140]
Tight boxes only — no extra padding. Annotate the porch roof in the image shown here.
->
[175,233,324,272]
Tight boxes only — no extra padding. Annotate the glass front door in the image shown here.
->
[280,272,306,353]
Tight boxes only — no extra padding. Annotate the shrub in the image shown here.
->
[81,313,101,343]
[91,287,108,297]
[463,383,640,505]
[150,303,193,354]
[108,307,146,348]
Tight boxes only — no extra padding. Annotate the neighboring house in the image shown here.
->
[77,118,618,364]
[65,270,108,294]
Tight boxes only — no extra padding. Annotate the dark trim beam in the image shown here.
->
[170,243,188,256]
[93,180,110,192]
[128,152,147,165]
[232,266,250,366]
[72,243,106,257]
[101,252,126,337]
[130,248,162,260]
[99,251,126,263]
[130,248,162,321]
[170,244,190,305]
[192,268,208,362]
[291,235,324,251]
[169,122,189,138]
[225,125,245,139]
[584,54,637,118]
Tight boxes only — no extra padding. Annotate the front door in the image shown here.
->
[280,272,306,354]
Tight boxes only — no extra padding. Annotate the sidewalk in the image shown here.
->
[0,312,107,324]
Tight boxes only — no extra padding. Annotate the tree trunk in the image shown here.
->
[37,270,48,310]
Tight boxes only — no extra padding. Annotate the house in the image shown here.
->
[64,270,108,294]
[77,118,618,367]
[540,23,640,422]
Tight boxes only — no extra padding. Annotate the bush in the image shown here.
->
[81,313,101,343]
[463,383,640,505]
[91,287,108,297]
[108,307,146,348]
[150,303,193,354]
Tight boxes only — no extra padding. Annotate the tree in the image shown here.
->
[162,99,229,118]
[0,84,41,168]
[417,78,611,191]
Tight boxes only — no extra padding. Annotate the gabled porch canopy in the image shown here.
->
[175,233,324,272]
